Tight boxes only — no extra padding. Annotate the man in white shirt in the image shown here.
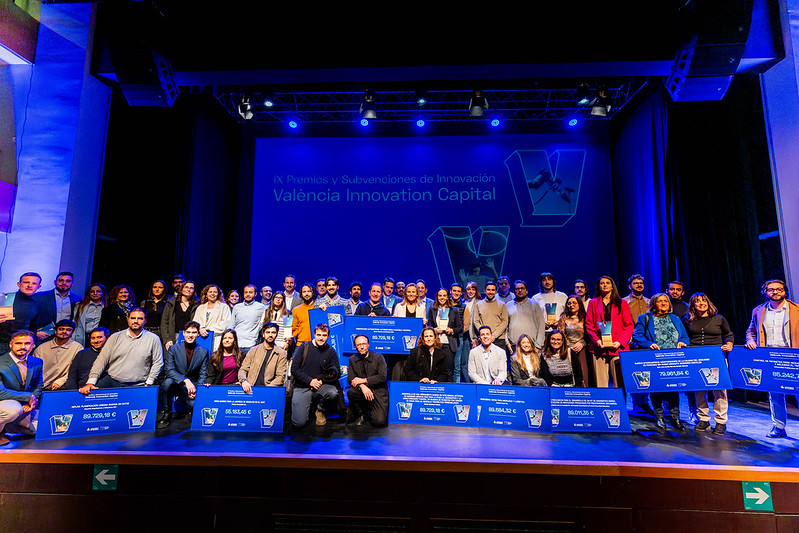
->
[468,326,507,385]
[532,272,568,331]
[746,279,799,438]
[283,275,302,311]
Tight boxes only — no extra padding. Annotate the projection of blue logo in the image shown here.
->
[253,136,614,291]
[428,226,509,289]
[504,149,586,227]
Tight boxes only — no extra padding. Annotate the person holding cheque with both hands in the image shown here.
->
[683,293,733,435]
[632,293,690,432]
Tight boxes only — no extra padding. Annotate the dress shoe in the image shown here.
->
[712,423,726,435]
[156,413,172,429]
[767,426,787,438]
[16,426,35,437]
[315,410,327,426]
[654,416,667,432]
[0,434,9,446]
[635,404,656,416]
[689,412,700,425]
[670,418,686,432]
[354,415,366,426]
[694,420,710,432]
[156,410,169,422]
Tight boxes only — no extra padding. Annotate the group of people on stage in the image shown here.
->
[0,269,795,444]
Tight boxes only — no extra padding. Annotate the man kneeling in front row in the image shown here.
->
[157,321,209,429]
[347,334,388,427]
[290,323,339,427]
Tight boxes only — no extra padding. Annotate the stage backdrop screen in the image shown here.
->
[253,133,617,293]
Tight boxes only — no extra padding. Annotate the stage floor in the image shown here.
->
[2,397,798,481]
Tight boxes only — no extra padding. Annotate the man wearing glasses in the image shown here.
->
[746,279,799,438]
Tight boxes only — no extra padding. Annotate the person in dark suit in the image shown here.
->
[404,326,451,383]
[157,321,209,428]
[0,330,43,445]
[347,334,388,426]
[34,272,81,339]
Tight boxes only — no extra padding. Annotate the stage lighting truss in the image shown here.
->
[217,80,646,124]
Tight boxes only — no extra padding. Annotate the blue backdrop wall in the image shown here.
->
[252,132,617,292]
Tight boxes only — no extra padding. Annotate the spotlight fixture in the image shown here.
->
[490,119,500,127]
[360,118,369,126]
[360,89,377,119]
[264,97,274,108]
[415,90,429,106]
[568,118,578,127]
[416,119,426,128]
[237,96,253,120]
[576,83,592,106]
[288,120,298,129]
[469,89,488,117]
[590,86,612,117]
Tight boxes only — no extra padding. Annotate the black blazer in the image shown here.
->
[34,290,80,327]
[404,346,451,382]
[99,303,130,335]
[426,306,463,353]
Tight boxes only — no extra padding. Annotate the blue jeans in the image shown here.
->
[455,335,471,383]
[770,392,787,429]
[159,378,197,412]
[291,384,338,427]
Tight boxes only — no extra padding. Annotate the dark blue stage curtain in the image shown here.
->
[609,85,675,292]
[610,79,783,341]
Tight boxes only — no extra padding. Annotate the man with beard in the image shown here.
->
[291,283,317,345]
[346,282,362,316]
[746,279,799,438]
[314,277,348,311]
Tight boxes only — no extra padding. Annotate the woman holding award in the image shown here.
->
[683,292,734,435]
[585,275,634,388]
[558,296,592,387]
[427,288,463,380]
[632,293,691,432]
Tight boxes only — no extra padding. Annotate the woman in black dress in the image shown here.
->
[140,279,168,337]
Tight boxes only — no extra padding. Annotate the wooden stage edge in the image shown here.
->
[2,449,799,482]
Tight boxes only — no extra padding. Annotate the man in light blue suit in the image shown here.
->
[157,321,209,429]
[0,330,43,445]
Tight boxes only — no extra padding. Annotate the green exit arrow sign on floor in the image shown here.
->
[742,481,773,511]
[92,465,118,491]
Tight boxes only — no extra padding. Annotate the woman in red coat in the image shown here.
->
[585,275,634,388]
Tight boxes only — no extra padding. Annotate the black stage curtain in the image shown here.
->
[610,77,783,342]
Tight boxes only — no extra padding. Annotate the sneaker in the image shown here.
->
[315,410,327,426]
[712,423,726,435]
[694,420,711,432]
